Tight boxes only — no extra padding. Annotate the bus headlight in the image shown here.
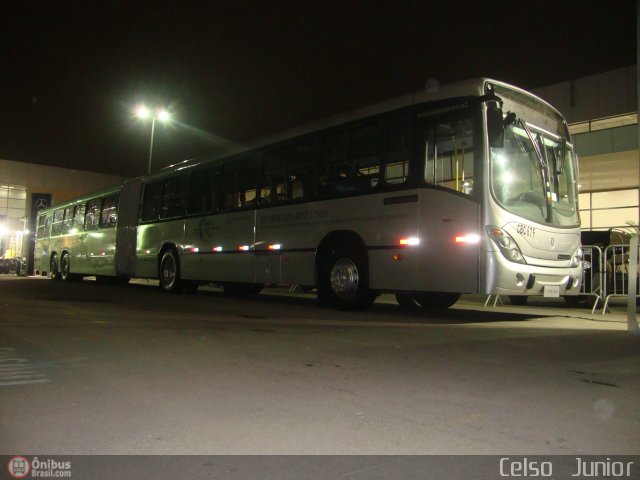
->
[486,226,526,264]
[570,247,583,268]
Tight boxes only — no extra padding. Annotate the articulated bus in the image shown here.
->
[35,78,582,310]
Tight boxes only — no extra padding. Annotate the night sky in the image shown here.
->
[2,1,636,178]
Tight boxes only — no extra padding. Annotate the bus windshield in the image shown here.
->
[490,121,579,227]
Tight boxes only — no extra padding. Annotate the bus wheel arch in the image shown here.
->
[315,230,376,310]
[158,244,182,293]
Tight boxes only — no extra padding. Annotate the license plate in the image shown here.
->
[544,285,560,298]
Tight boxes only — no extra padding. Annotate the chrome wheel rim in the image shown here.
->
[162,254,176,289]
[330,258,359,299]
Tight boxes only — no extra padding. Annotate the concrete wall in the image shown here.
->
[532,65,637,124]
[0,158,126,206]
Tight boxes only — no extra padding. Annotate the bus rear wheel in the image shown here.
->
[413,292,460,310]
[60,253,76,282]
[320,247,376,311]
[50,254,61,281]
[159,250,181,293]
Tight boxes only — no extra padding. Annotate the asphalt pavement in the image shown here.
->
[0,276,638,454]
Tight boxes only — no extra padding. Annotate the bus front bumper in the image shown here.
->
[485,250,583,296]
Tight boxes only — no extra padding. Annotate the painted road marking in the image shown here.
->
[0,347,50,387]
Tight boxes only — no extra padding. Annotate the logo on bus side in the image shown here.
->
[195,217,220,243]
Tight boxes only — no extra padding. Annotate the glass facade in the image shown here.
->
[0,184,28,259]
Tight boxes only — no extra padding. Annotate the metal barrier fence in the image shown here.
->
[600,244,640,314]
[578,245,604,314]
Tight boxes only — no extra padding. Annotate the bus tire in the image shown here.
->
[159,249,182,293]
[50,254,61,281]
[395,292,419,309]
[509,295,528,306]
[413,292,460,310]
[320,246,376,311]
[223,283,263,296]
[60,253,74,282]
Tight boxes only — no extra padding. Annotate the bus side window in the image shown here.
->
[100,194,119,227]
[62,207,73,234]
[73,204,86,230]
[319,131,349,196]
[84,199,101,230]
[263,150,287,205]
[188,167,217,214]
[288,140,317,200]
[350,123,382,190]
[426,117,475,195]
[385,114,411,185]
[141,182,163,222]
[51,209,64,236]
[161,175,187,219]
[235,157,258,208]
[36,214,46,239]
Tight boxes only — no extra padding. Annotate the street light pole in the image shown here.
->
[135,104,171,175]
[147,115,156,175]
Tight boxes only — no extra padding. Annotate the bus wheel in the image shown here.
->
[60,253,73,281]
[50,254,61,281]
[159,250,181,293]
[223,283,263,296]
[509,295,528,306]
[395,292,419,309]
[321,248,376,310]
[413,292,460,310]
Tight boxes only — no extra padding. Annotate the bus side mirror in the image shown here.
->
[487,104,504,148]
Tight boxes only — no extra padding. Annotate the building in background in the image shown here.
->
[533,65,638,232]
[0,158,125,273]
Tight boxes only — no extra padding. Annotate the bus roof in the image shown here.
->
[146,77,560,181]
[143,77,493,180]
[38,185,122,215]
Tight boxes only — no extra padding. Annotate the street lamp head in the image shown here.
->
[135,104,150,119]
[157,109,171,122]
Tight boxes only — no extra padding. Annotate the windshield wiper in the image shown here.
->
[518,119,551,222]
[518,119,546,171]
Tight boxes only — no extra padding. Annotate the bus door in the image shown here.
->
[116,179,142,277]
[417,114,481,293]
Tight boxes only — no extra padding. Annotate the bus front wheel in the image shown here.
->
[159,250,181,293]
[50,254,61,281]
[320,247,376,310]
